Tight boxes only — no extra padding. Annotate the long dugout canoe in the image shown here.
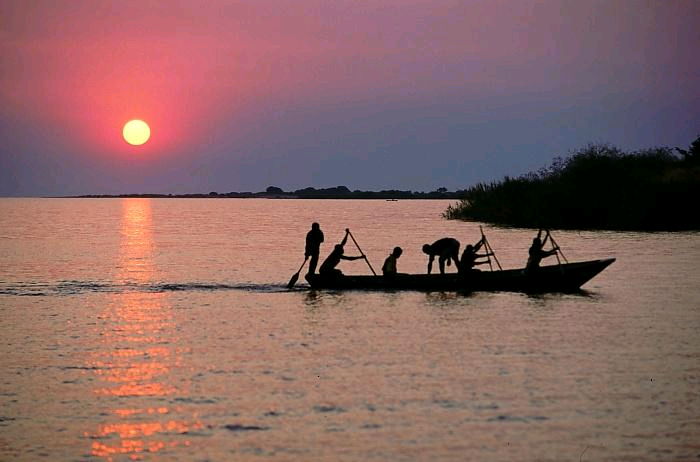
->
[305,258,616,293]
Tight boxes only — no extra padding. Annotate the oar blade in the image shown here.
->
[287,257,308,289]
[287,272,300,289]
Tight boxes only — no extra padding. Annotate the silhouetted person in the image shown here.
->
[382,246,403,277]
[459,237,490,274]
[526,229,559,272]
[319,229,365,277]
[422,237,460,274]
[305,222,324,275]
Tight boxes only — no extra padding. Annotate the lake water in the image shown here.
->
[1,198,699,461]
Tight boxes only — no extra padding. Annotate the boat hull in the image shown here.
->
[305,258,615,293]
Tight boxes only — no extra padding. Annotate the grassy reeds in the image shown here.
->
[444,140,700,231]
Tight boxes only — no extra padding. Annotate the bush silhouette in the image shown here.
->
[445,138,700,231]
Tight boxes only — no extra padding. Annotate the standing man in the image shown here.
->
[305,222,324,276]
[422,237,461,274]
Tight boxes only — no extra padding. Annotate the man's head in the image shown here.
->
[392,247,403,257]
[312,222,320,230]
[422,244,431,254]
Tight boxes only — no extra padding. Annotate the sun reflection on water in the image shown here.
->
[85,199,201,460]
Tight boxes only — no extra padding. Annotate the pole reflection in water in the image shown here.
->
[85,199,201,459]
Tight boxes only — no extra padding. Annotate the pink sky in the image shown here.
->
[1,0,698,195]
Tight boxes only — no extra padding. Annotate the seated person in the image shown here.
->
[319,230,365,277]
[382,247,403,276]
[525,229,559,273]
[459,238,491,274]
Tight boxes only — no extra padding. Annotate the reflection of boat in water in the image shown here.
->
[305,258,615,293]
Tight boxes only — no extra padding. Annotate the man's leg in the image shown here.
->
[308,254,319,274]
[451,249,461,271]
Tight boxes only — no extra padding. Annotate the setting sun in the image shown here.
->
[123,120,151,146]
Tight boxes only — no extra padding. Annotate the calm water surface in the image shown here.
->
[1,198,699,461]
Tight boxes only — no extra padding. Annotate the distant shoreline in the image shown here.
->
[68,186,465,200]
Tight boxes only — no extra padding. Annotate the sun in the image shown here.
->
[123,119,151,146]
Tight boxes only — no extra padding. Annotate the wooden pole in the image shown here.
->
[347,229,377,275]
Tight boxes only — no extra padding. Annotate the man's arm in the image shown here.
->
[339,255,362,261]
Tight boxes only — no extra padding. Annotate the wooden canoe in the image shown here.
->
[305,258,615,293]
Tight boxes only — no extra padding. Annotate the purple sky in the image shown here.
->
[1,0,698,196]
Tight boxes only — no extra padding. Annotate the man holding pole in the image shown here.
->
[459,237,491,274]
[526,229,559,273]
[319,229,366,277]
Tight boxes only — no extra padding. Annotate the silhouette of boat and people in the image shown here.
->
[289,222,612,293]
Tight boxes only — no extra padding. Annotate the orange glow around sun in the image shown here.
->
[123,120,151,146]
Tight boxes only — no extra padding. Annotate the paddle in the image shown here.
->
[287,257,308,289]
[346,229,377,275]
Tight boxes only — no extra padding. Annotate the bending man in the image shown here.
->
[422,237,460,274]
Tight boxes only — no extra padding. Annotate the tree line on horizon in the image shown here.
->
[259,185,463,199]
[444,136,700,231]
[77,185,464,199]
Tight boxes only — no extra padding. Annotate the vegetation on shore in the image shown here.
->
[77,186,464,200]
[444,137,700,231]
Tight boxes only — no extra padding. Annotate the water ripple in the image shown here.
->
[224,424,268,432]
[0,280,286,296]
